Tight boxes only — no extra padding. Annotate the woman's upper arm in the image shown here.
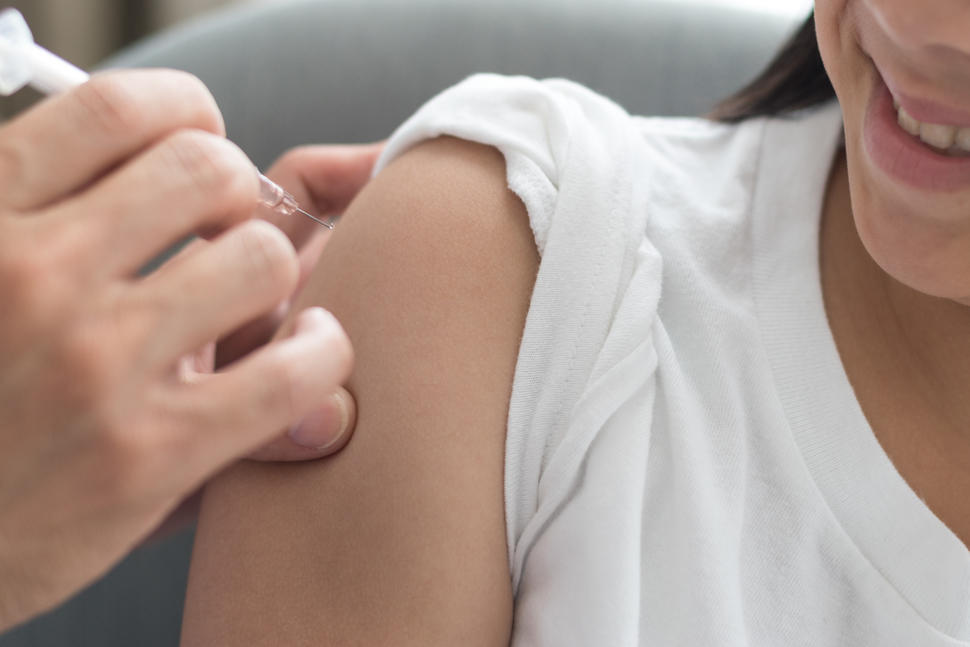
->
[179,137,538,646]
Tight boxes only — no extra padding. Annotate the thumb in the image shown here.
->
[245,308,357,462]
[247,386,357,461]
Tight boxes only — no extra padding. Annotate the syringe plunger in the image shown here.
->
[0,8,88,96]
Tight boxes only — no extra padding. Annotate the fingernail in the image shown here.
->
[288,392,349,450]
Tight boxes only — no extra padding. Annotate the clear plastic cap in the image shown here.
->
[0,8,88,96]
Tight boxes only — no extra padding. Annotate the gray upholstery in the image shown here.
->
[0,1,803,645]
[109,0,801,169]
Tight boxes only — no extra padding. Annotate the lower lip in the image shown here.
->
[864,74,970,193]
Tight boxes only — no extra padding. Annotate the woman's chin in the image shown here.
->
[852,193,970,302]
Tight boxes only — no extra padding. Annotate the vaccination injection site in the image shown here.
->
[8,0,970,646]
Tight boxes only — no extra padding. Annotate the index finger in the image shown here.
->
[0,69,225,211]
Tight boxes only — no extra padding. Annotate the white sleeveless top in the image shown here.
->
[375,74,970,646]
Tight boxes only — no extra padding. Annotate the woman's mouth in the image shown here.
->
[863,69,970,192]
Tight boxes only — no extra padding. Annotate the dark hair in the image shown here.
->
[710,13,836,123]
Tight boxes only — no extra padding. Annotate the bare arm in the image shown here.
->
[179,137,538,646]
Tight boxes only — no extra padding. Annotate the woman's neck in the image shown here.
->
[820,149,970,545]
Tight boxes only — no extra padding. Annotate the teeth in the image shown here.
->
[920,123,957,149]
[896,103,970,155]
[957,128,970,151]
[897,106,922,136]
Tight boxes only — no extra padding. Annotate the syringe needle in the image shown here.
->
[257,173,333,229]
[295,206,334,229]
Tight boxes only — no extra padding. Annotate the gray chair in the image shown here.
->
[115,0,801,170]
[0,1,802,645]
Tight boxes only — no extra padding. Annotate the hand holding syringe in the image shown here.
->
[0,7,367,630]
[0,7,333,228]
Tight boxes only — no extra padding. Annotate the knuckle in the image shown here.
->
[0,247,37,301]
[165,70,225,135]
[0,228,91,353]
[164,131,256,210]
[74,75,145,138]
[0,231,61,314]
[163,130,226,188]
[234,220,299,295]
[76,71,224,141]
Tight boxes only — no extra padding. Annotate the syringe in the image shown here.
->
[0,7,333,229]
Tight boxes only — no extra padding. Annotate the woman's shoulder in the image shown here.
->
[381,74,784,249]
[377,73,647,255]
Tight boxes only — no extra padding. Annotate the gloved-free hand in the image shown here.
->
[0,70,355,631]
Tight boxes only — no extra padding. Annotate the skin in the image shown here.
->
[180,137,531,646]
[0,70,376,631]
[816,0,970,545]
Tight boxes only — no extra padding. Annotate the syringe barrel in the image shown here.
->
[258,173,286,209]
[24,43,89,94]
[0,8,88,96]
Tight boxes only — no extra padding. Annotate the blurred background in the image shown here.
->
[14,0,244,67]
[2,0,812,119]
[2,0,270,117]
